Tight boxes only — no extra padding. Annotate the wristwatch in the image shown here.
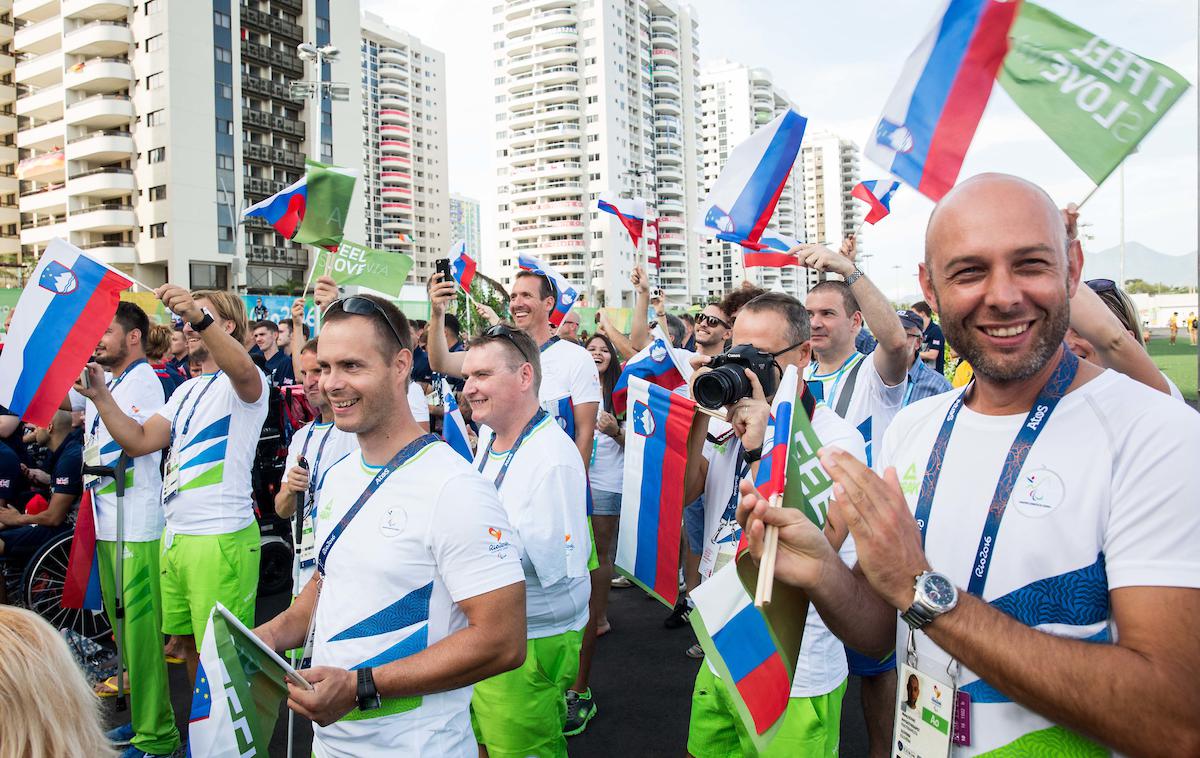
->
[900,570,959,630]
[189,307,215,332]
[844,267,865,287]
[356,667,381,711]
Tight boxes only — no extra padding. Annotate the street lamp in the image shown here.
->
[291,42,349,166]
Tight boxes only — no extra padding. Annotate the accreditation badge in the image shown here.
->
[297,496,317,569]
[83,437,102,490]
[161,447,181,504]
[893,631,960,758]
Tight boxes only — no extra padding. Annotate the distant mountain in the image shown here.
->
[1082,242,1198,288]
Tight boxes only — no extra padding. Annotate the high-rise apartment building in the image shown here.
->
[449,192,481,259]
[0,12,17,286]
[801,129,861,287]
[698,58,805,300]
[10,0,361,291]
[361,11,449,285]
[491,0,704,307]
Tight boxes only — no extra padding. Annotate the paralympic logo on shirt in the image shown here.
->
[488,527,512,560]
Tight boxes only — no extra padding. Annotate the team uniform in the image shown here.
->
[537,337,601,440]
[153,370,268,638]
[310,437,524,757]
[407,382,430,427]
[83,360,179,755]
[281,419,358,593]
[878,368,1200,755]
[471,413,592,758]
[689,406,867,757]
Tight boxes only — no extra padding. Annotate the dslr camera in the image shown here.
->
[692,344,780,409]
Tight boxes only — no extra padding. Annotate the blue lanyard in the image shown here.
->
[902,378,916,408]
[317,433,438,577]
[477,408,548,489]
[540,336,560,353]
[913,348,1078,596]
[90,358,148,437]
[300,422,335,501]
[170,371,223,437]
[809,352,862,410]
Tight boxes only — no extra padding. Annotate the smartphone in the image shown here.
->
[79,367,91,390]
[435,258,452,283]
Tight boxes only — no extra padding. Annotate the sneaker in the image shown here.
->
[563,688,597,736]
[610,575,631,588]
[663,596,690,629]
[106,723,135,748]
[685,643,705,659]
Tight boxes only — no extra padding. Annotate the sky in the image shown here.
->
[361,0,1198,300]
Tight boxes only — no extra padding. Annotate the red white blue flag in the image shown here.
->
[517,253,579,327]
[0,239,131,426]
[753,366,799,500]
[742,230,803,268]
[864,0,1019,200]
[242,176,308,239]
[851,180,901,224]
[699,109,807,253]
[614,377,697,607]
[611,325,692,417]
[442,393,472,462]
[449,240,477,291]
[62,489,103,610]
[597,193,647,248]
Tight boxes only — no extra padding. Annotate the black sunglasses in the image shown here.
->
[696,313,731,329]
[1086,278,1116,294]
[484,323,536,366]
[327,296,408,348]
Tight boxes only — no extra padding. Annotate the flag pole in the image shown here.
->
[755,494,782,607]
[1075,182,1102,211]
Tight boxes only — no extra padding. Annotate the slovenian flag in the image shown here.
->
[0,239,131,427]
[597,193,647,248]
[753,366,799,500]
[699,109,807,253]
[517,253,579,327]
[611,325,692,417]
[645,218,661,269]
[448,240,477,291]
[864,0,1019,200]
[743,230,803,268]
[242,176,307,239]
[614,377,697,607]
[242,160,358,249]
[851,180,901,224]
[62,490,103,610]
[442,393,472,461]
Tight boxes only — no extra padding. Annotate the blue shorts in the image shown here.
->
[846,645,896,676]
[684,496,705,554]
[591,489,622,516]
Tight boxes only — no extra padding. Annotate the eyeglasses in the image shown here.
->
[770,341,805,359]
[483,323,536,366]
[327,296,408,348]
[1086,278,1116,294]
[696,313,731,329]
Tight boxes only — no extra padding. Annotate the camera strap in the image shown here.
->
[833,357,865,417]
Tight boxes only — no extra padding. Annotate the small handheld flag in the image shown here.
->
[442,394,473,462]
[598,193,647,248]
[242,160,357,248]
[517,253,579,327]
[611,325,692,417]
[851,180,901,225]
[62,490,103,610]
[449,241,477,291]
[312,241,412,299]
[743,230,803,268]
[242,176,307,239]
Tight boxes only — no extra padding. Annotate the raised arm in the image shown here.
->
[629,266,653,352]
[157,285,262,404]
[290,297,307,382]
[426,273,467,379]
[74,363,171,457]
[598,311,637,361]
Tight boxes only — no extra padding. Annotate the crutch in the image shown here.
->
[83,453,130,713]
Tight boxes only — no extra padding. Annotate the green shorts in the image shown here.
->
[160,521,260,641]
[687,663,847,758]
[471,628,583,758]
[587,516,599,571]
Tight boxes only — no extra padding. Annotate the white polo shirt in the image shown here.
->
[805,352,904,466]
[538,337,601,441]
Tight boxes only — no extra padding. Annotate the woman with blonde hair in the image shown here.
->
[0,606,116,758]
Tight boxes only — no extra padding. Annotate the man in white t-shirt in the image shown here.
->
[84,287,267,691]
[798,238,910,755]
[74,303,179,758]
[275,337,358,596]
[739,174,1200,756]
[463,325,591,757]
[682,292,866,756]
[255,294,527,758]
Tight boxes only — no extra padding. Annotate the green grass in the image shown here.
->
[1147,338,1198,403]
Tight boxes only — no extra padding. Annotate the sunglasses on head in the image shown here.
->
[1086,278,1116,294]
[327,296,408,348]
[484,323,536,366]
[696,313,731,329]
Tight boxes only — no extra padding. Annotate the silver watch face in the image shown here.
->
[922,573,956,609]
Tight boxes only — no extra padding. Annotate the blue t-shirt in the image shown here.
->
[264,350,295,386]
[922,321,946,374]
[48,430,84,498]
[0,442,19,503]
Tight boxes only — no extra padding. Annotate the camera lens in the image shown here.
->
[694,365,750,409]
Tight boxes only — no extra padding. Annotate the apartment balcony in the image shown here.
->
[0,20,12,47]
[381,218,413,232]
[378,63,409,81]
[650,15,676,32]
[15,83,61,120]
[0,201,17,225]
[0,172,17,194]
[651,48,678,64]
[61,0,129,20]
[14,49,61,87]
[241,106,304,137]
[510,219,583,240]
[655,130,682,149]
[656,164,682,182]
[21,218,68,244]
[18,180,64,211]
[63,19,130,57]
[242,141,304,169]
[532,7,575,26]
[507,63,577,92]
[650,33,678,50]
[67,166,133,198]
[510,180,581,201]
[510,160,581,181]
[64,56,131,92]
[240,6,301,41]
[653,80,680,96]
[378,94,409,109]
[507,45,577,73]
[657,181,684,199]
[65,129,131,162]
[0,51,15,76]
[652,98,680,116]
[654,147,682,165]
[64,92,130,127]
[652,63,678,82]
[379,140,412,155]
[68,202,133,232]
[14,0,59,22]
[658,214,684,229]
[0,109,16,135]
[507,121,580,148]
[378,48,407,66]
[378,78,406,96]
[13,16,58,54]
[77,238,133,264]
[379,155,411,169]
[378,108,410,124]
[381,185,411,199]
[379,170,411,186]
[507,198,583,221]
[502,0,537,20]
[512,140,580,162]
[508,102,579,129]
[534,238,586,257]
[510,83,578,108]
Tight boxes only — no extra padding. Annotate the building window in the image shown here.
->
[147,110,166,127]
[146,72,163,90]
[190,263,228,290]
[216,118,233,134]
[216,155,232,170]
[144,0,161,14]
[150,222,167,238]
[145,35,163,52]
[215,46,232,63]
[147,147,166,163]
[149,185,166,201]
[217,225,233,241]
[213,10,231,27]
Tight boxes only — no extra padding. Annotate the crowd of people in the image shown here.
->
[0,173,1197,758]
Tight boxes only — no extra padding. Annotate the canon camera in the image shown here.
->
[692,344,780,409]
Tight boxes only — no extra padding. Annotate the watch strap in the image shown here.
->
[742,445,762,464]
[356,667,381,711]
[845,268,865,287]
[190,310,214,332]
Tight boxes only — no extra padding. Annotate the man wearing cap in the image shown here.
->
[897,309,951,407]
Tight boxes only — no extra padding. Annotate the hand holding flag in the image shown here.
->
[448,240,477,291]
[851,180,901,225]
[598,193,648,248]
[611,324,692,417]
[242,160,357,249]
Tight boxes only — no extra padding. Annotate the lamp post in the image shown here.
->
[292,42,350,166]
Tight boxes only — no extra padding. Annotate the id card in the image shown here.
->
[297,497,317,568]
[83,439,102,490]
[161,448,181,504]
[893,661,956,758]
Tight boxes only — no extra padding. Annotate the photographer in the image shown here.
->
[680,293,866,757]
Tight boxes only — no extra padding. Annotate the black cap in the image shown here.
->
[896,309,924,332]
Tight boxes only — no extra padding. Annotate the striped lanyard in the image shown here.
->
[90,358,148,438]
[809,352,863,410]
[300,422,335,504]
[913,348,1078,597]
[170,371,223,438]
[478,408,548,489]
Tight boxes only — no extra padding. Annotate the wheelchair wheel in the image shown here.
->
[23,532,113,644]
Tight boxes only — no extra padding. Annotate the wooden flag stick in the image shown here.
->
[694,405,726,422]
[1075,182,1102,211]
[755,494,783,607]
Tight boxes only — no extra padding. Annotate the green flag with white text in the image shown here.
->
[294,159,357,248]
[998,2,1191,185]
[314,241,413,298]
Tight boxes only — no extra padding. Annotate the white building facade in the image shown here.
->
[801,129,861,287]
[491,0,705,307]
[361,11,449,285]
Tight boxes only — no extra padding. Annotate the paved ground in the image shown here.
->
[104,584,871,756]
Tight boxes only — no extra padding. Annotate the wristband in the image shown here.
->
[742,446,762,464]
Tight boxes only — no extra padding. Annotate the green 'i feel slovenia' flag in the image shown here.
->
[998,2,1191,186]
[294,159,358,248]
[314,240,414,298]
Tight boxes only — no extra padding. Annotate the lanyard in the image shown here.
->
[170,372,223,437]
[477,408,548,489]
[809,352,862,410]
[913,348,1078,597]
[90,358,148,437]
[317,433,438,577]
[300,422,335,501]
[902,377,917,408]
[540,336,560,353]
